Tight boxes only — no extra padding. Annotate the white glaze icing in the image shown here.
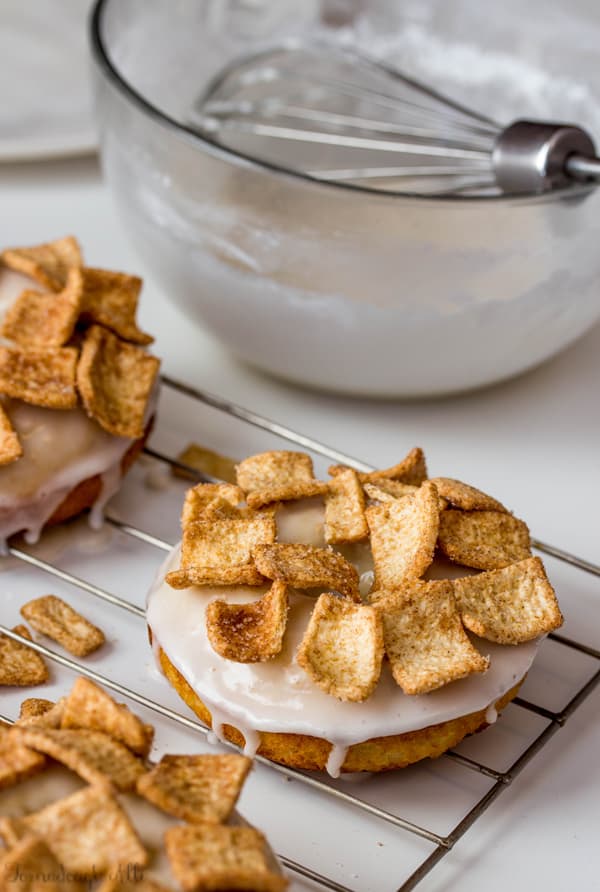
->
[485,704,498,724]
[147,500,541,776]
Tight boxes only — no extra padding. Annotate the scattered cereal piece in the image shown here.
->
[18,698,65,729]
[206,581,288,663]
[297,593,383,702]
[0,725,46,790]
[236,451,328,509]
[0,626,49,686]
[0,345,78,409]
[253,543,360,601]
[438,510,531,570]
[137,753,251,824]
[428,477,507,513]
[19,784,147,875]
[0,835,85,892]
[76,325,159,438]
[166,504,275,589]
[452,557,563,644]
[61,677,154,757]
[0,403,22,465]
[165,823,287,892]
[324,468,368,544]
[78,267,153,345]
[21,596,105,657]
[366,481,440,588]
[174,443,238,484]
[376,581,489,694]
[181,483,244,529]
[12,728,146,791]
[1,236,82,292]
[1,267,83,349]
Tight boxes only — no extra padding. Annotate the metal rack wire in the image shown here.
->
[1,375,599,892]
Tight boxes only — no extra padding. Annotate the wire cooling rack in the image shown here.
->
[1,375,599,892]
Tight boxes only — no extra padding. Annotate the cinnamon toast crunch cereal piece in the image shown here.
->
[366,481,440,588]
[76,325,159,438]
[1,267,83,349]
[452,557,563,644]
[0,725,46,790]
[1,236,82,291]
[98,878,171,892]
[324,468,368,544]
[297,593,384,702]
[181,483,243,529]
[438,510,531,570]
[21,596,105,657]
[61,677,154,757]
[165,824,287,892]
[236,451,328,509]
[79,267,153,345]
[0,626,49,686]
[18,698,65,729]
[167,504,275,589]
[20,784,147,875]
[331,447,427,487]
[0,404,22,465]
[363,480,419,501]
[253,543,360,601]
[0,835,85,892]
[206,581,288,663]
[136,753,251,824]
[12,728,146,791]
[376,581,489,694]
[174,443,238,483]
[0,346,78,409]
[428,477,507,513]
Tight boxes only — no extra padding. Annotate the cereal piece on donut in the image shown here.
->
[78,267,153,345]
[452,556,563,644]
[0,725,47,790]
[363,480,419,501]
[21,595,105,657]
[331,446,427,487]
[253,543,360,601]
[61,677,154,757]
[1,267,83,349]
[76,325,160,438]
[366,481,440,588]
[0,625,49,686]
[17,784,147,875]
[0,836,85,892]
[324,467,368,544]
[376,581,489,694]
[174,442,238,483]
[438,510,531,570]
[165,823,288,892]
[167,503,276,589]
[137,753,251,824]
[181,482,244,529]
[1,236,82,292]
[0,346,78,409]
[11,727,146,792]
[297,593,384,702]
[18,698,65,729]
[236,450,328,509]
[0,404,22,465]
[206,581,288,663]
[428,477,507,513]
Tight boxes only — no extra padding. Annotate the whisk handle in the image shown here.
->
[566,154,600,182]
[493,120,598,194]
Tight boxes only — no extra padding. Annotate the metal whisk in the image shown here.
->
[189,42,600,196]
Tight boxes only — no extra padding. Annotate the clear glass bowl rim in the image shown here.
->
[89,0,595,206]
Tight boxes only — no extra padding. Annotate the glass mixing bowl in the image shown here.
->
[89,0,600,397]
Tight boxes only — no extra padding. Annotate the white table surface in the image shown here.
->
[1,155,599,892]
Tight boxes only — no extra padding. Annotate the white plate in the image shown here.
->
[0,1,96,162]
